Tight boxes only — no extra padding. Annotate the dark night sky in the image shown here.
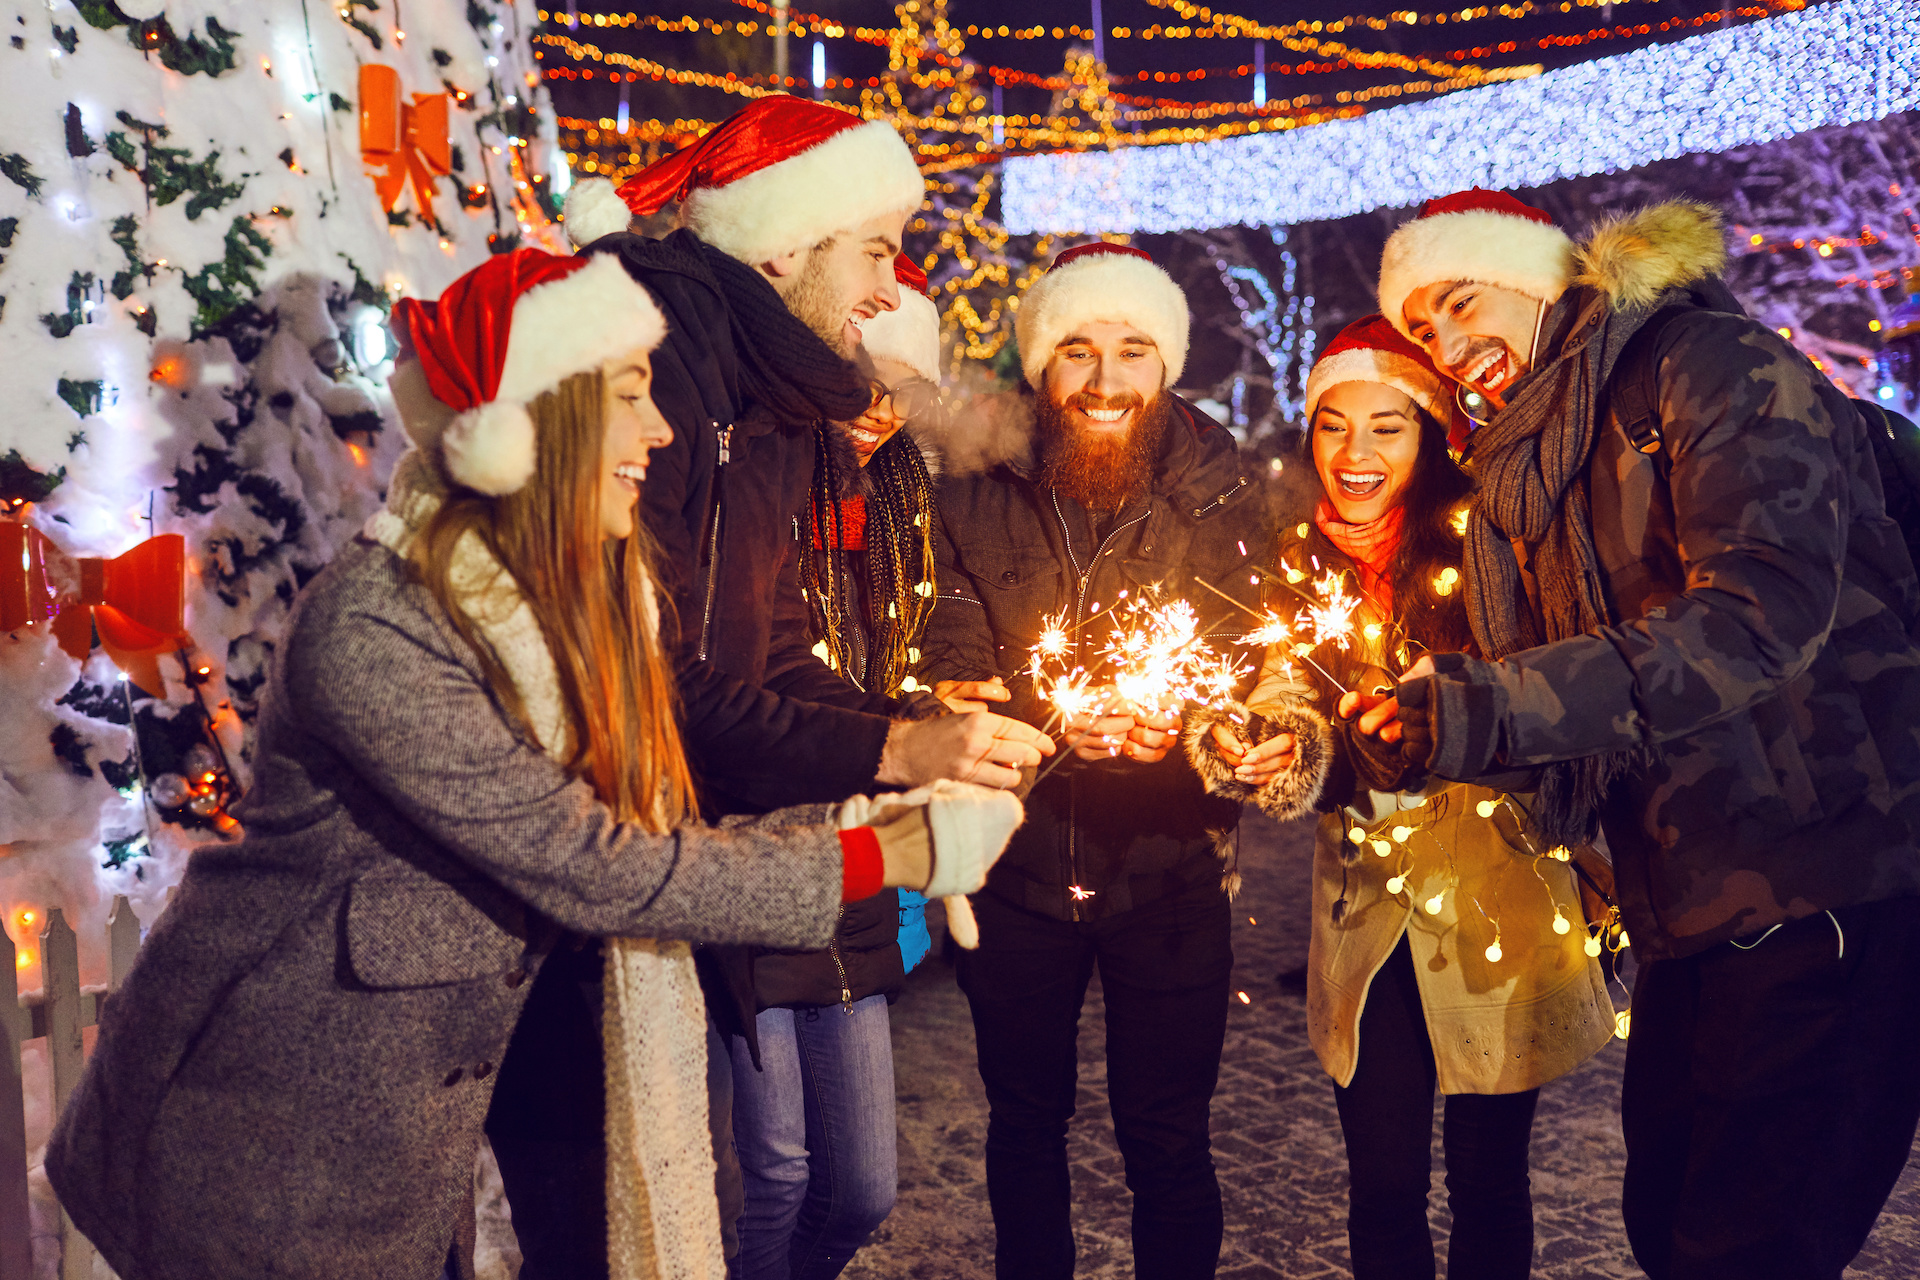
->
[541,0,1822,136]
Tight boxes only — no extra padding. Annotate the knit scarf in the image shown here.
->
[698,240,873,426]
[1459,286,1658,846]
[1314,499,1404,613]
[367,453,722,1280]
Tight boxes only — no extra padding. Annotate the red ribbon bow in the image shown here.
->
[0,524,188,691]
[360,64,451,217]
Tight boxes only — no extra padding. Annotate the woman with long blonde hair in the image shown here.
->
[47,249,1019,1280]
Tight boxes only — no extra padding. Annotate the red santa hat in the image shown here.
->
[1303,314,1454,425]
[1376,188,1575,339]
[855,254,942,382]
[562,95,925,263]
[395,248,666,496]
[1014,243,1190,390]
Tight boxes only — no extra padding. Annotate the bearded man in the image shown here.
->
[1355,188,1920,1278]
[920,244,1269,1279]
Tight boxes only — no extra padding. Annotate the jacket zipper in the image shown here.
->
[697,422,733,661]
[828,905,852,1013]
[1048,490,1147,922]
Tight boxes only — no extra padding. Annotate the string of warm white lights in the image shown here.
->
[1001,0,1920,234]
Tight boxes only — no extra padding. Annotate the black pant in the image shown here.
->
[956,880,1233,1280]
[486,947,744,1277]
[1332,935,1539,1280]
[1622,895,1920,1280]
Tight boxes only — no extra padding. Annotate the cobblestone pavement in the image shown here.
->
[850,811,1920,1280]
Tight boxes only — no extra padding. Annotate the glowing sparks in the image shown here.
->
[1026,590,1248,725]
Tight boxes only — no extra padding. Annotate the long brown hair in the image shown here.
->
[412,369,694,829]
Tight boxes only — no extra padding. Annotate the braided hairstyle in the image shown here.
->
[799,420,940,696]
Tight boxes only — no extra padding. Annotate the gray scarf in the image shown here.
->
[1460,285,1661,845]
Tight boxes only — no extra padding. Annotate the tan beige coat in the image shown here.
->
[1304,783,1614,1093]
[1191,630,1617,1094]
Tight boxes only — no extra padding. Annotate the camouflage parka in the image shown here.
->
[1407,202,1920,961]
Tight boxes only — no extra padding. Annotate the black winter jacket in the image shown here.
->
[920,398,1273,922]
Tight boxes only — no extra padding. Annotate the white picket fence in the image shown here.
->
[1,897,142,1280]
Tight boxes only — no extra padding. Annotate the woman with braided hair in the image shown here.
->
[730,258,1000,1280]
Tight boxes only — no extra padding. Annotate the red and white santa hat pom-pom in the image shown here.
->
[1014,243,1192,390]
[564,94,924,262]
[396,250,666,495]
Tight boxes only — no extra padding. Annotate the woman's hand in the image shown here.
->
[1208,722,1297,784]
[934,676,1011,714]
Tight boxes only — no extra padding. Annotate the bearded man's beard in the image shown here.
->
[781,241,853,356]
[1034,388,1172,512]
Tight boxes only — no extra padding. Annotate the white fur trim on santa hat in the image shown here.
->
[685,119,925,265]
[856,289,942,382]
[493,253,667,406]
[443,400,538,496]
[1377,208,1575,339]
[563,177,635,247]
[1015,252,1190,390]
[1303,348,1450,424]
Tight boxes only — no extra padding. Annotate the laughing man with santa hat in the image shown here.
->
[486,97,1050,1276]
[1357,187,1920,1277]
[919,244,1270,1278]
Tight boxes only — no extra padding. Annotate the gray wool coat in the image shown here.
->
[44,537,845,1280]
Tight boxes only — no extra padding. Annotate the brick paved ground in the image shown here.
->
[848,811,1920,1280]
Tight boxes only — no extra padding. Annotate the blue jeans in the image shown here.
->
[729,995,898,1280]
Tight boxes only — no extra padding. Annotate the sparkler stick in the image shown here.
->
[1188,575,1352,695]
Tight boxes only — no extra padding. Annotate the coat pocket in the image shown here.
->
[345,875,530,990]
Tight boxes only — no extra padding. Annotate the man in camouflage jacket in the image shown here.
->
[1362,190,1920,1278]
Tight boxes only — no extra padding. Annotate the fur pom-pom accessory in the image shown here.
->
[1183,701,1332,823]
[945,895,980,949]
[442,401,537,496]
[563,177,636,247]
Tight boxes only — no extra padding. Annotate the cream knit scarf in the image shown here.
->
[368,451,723,1279]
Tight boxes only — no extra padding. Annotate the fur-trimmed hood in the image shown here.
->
[1572,199,1728,312]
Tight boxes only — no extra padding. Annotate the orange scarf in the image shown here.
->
[1313,499,1404,613]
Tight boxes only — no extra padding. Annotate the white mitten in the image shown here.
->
[921,779,1024,898]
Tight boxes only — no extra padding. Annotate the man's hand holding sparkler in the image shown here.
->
[1060,696,1183,764]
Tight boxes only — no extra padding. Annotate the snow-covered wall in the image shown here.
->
[0,0,560,995]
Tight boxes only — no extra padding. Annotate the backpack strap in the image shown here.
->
[1604,305,1692,457]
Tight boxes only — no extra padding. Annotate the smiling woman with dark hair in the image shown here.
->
[1188,314,1613,1280]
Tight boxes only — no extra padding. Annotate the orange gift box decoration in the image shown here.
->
[360,63,451,217]
[0,523,188,691]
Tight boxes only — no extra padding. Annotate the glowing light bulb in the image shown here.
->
[1424,893,1445,916]
[1614,1011,1631,1039]
[1236,990,1251,1005]
[1485,940,1503,962]
[20,911,34,925]
[15,950,31,970]
[1391,825,1413,842]
[1348,825,1366,845]
[1552,911,1571,935]
[1386,875,1405,894]
[1476,799,1497,818]
[1584,934,1603,958]
[1548,845,1572,862]
[1371,839,1392,858]
[1617,930,1630,948]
